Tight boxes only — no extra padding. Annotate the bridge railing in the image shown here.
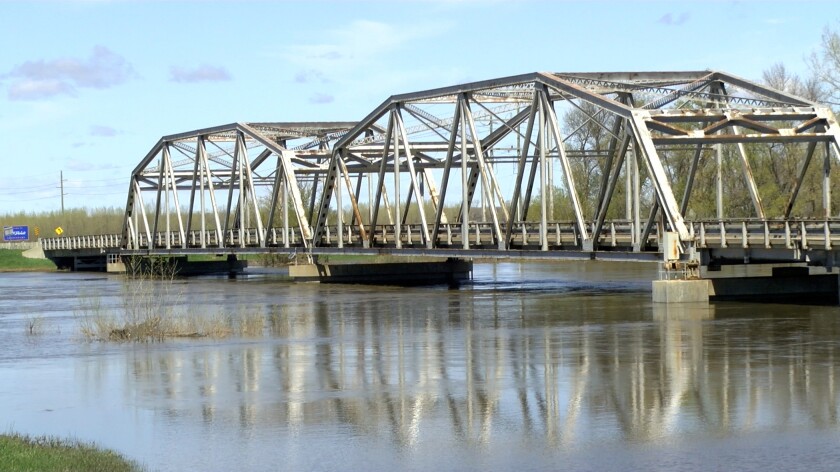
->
[40,219,840,253]
[691,219,840,250]
[41,234,122,251]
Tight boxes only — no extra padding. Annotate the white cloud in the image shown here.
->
[281,19,453,83]
[169,64,232,83]
[295,69,330,84]
[90,125,119,137]
[657,12,691,26]
[309,93,334,104]
[3,46,134,101]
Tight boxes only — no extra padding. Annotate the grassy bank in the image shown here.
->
[0,249,55,272]
[0,433,143,472]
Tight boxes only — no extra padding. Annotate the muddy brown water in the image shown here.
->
[2,261,840,471]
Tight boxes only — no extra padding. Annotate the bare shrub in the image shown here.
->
[76,260,269,342]
[236,307,264,337]
[24,315,44,336]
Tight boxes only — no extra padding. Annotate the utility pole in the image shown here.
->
[59,171,67,214]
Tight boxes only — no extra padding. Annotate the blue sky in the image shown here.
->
[0,0,837,214]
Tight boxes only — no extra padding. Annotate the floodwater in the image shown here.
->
[2,262,840,471]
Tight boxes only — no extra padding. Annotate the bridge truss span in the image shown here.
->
[40,70,840,269]
[313,70,840,265]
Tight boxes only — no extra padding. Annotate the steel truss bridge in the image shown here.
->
[42,70,840,270]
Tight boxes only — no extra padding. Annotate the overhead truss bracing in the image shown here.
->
[120,71,840,262]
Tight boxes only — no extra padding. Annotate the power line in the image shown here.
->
[0,194,59,202]
[70,191,126,196]
[0,182,58,191]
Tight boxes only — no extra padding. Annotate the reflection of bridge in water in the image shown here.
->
[42,71,840,301]
[104,289,840,447]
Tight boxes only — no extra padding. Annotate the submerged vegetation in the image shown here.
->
[77,257,268,342]
[0,432,143,472]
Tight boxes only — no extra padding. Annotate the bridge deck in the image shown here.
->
[42,219,840,265]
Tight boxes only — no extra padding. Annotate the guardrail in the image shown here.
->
[40,219,840,253]
[41,234,122,250]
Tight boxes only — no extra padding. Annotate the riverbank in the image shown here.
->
[0,249,55,272]
[0,433,143,472]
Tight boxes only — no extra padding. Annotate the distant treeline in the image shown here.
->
[0,207,123,239]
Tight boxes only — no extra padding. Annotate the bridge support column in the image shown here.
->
[652,279,710,303]
[288,258,472,286]
[655,263,840,305]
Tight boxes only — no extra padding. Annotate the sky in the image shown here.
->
[0,0,837,214]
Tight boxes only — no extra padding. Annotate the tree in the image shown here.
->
[763,62,825,102]
[808,24,840,107]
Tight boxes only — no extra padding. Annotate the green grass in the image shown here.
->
[0,433,144,472]
[0,249,56,272]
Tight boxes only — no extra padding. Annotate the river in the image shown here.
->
[2,261,840,471]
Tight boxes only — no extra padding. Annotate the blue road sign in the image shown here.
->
[3,226,29,241]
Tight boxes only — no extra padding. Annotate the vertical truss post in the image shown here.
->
[825,141,832,218]
[163,145,186,248]
[431,99,461,247]
[151,148,166,248]
[626,142,633,221]
[134,180,151,249]
[223,136,240,244]
[278,150,312,248]
[462,96,504,249]
[538,93,548,251]
[824,110,840,216]
[236,132,265,246]
[266,160,284,245]
[540,87,589,245]
[631,140,641,249]
[197,137,224,248]
[283,176,289,248]
[505,93,539,247]
[199,142,207,248]
[716,140,724,220]
[336,158,343,248]
[368,112,394,247]
[785,142,818,218]
[395,105,431,247]
[711,83,725,222]
[460,96,470,250]
[185,137,202,248]
[392,110,402,249]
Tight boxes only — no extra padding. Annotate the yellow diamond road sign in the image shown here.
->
[55,226,64,236]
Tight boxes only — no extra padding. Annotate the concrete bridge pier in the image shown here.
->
[288,258,473,286]
[653,264,840,305]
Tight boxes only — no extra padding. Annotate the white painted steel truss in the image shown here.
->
[121,122,364,250]
[315,71,840,258]
[117,71,840,262]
